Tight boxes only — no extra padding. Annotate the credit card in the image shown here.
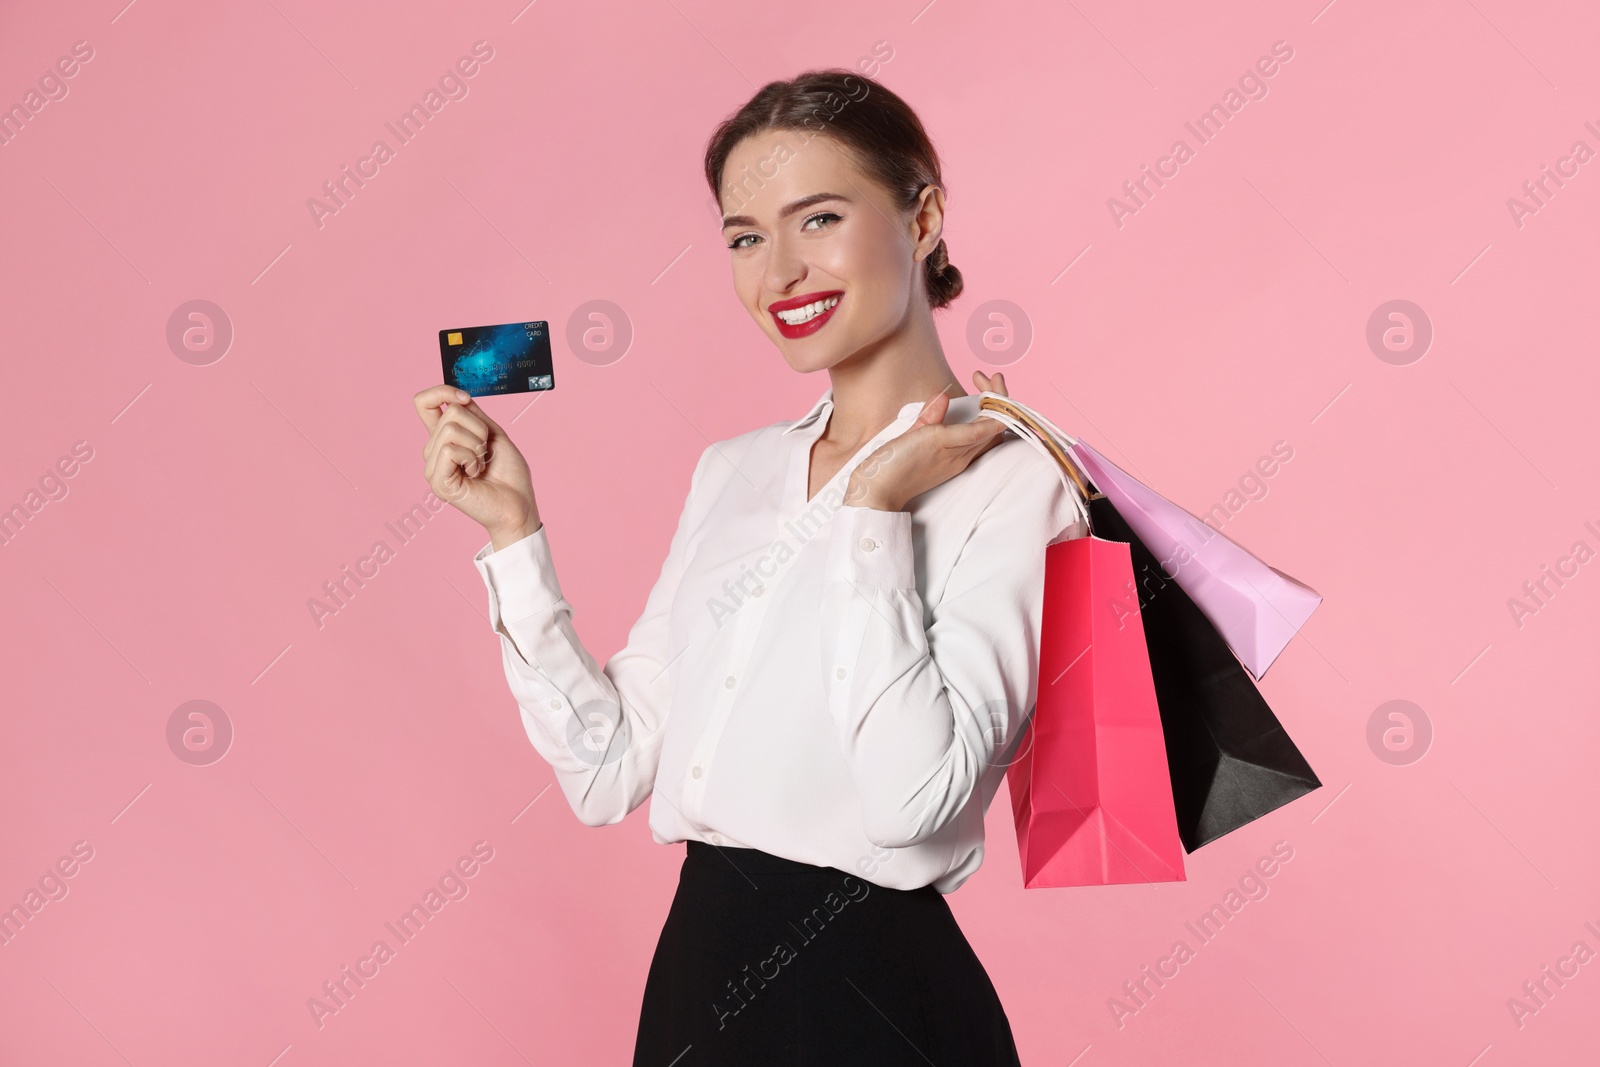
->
[439,320,555,397]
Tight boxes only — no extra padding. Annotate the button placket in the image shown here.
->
[680,566,773,822]
[680,412,913,827]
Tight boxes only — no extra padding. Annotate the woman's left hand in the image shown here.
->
[844,370,1011,512]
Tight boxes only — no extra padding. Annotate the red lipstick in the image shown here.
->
[768,290,843,339]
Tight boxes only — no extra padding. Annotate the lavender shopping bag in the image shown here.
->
[974,395,1321,681]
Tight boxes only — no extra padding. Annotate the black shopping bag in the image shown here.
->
[1085,494,1322,852]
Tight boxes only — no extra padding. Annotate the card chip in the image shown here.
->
[447,332,463,345]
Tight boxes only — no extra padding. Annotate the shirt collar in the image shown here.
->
[781,386,932,437]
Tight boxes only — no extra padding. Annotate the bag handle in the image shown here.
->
[976,394,1102,530]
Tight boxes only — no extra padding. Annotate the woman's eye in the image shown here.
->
[726,212,840,250]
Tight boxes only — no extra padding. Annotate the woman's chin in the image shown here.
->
[773,341,843,375]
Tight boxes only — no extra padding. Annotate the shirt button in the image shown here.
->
[710,833,723,845]
[836,667,847,680]
[724,675,737,689]
[548,697,562,709]
[691,765,703,779]
[860,537,877,551]
[751,583,765,597]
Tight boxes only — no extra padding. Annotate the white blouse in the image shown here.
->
[472,387,1087,893]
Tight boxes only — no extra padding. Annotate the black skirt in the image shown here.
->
[633,840,1023,1066]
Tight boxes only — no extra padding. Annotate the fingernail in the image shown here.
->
[454,389,470,402]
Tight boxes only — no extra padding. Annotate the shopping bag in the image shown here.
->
[993,405,1187,888]
[1084,488,1323,851]
[970,393,1322,680]
[982,396,1322,855]
[1069,438,1322,680]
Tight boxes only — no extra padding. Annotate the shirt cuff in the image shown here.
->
[472,523,565,633]
[824,505,915,590]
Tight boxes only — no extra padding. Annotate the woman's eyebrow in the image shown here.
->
[721,192,851,229]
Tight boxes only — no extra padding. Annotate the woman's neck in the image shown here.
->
[822,317,965,447]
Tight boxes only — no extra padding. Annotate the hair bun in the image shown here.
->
[925,239,963,308]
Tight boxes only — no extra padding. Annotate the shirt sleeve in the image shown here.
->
[819,448,1086,849]
[472,445,711,827]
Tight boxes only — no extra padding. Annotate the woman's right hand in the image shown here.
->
[413,384,541,550]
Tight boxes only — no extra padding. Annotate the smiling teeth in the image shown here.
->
[776,295,840,325]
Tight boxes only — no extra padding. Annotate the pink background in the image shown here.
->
[3,0,1597,1063]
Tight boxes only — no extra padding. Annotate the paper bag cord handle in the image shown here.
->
[977,395,1100,504]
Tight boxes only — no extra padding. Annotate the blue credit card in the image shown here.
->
[439,321,555,397]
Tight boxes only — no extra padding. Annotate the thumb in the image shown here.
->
[915,389,951,426]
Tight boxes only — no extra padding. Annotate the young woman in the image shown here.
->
[413,69,1083,1065]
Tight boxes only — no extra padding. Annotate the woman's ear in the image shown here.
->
[910,183,946,262]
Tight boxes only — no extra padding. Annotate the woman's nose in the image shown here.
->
[762,237,806,290]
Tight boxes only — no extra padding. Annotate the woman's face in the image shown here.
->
[718,129,942,374]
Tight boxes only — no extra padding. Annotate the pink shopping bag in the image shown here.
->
[991,397,1187,889]
[1009,534,1188,888]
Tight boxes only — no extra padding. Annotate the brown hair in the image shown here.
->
[703,68,963,311]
